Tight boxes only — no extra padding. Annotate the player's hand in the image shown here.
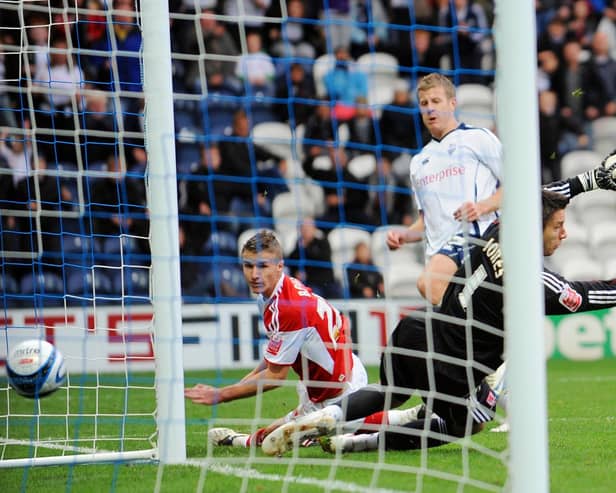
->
[596,149,616,191]
[454,202,481,222]
[184,383,221,405]
[386,229,405,250]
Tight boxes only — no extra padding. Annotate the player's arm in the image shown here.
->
[386,212,424,249]
[544,150,616,199]
[542,269,616,315]
[184,361,290,405]
[453,186,502,222]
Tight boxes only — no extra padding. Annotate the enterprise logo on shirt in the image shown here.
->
[416,166,465,187]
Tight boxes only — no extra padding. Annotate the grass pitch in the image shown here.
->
[2,359,615,492]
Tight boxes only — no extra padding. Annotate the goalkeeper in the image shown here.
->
[262,153,616,455]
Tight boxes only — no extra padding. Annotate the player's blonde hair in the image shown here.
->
[241,230,283,259]
[417,73,456,99]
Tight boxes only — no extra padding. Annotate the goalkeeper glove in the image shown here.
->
[578,149,616,191]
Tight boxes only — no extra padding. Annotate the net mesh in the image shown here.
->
[0,0,510,490]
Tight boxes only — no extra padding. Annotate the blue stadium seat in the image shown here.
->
[0,271,20,308]
[201,95,238,137]
[20,271,65,306]
[203,264,249,300]
[66,267,114,295]
[111,266,150,297]
[202,231,238,257]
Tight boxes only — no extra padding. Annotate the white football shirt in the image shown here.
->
[410,123,502,257]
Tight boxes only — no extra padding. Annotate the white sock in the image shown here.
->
[348,432,379,452]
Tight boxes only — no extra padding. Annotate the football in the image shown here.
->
[6,340,66,398]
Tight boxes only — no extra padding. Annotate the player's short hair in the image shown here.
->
[541,190,570,227]
[241,230,283,259]
[417,73,456,99]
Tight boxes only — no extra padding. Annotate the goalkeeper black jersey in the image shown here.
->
[429,175,616,388]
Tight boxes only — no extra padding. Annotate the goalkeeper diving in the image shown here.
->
[261,151,616,455]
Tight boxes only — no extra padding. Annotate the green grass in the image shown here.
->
[2,359,615,492]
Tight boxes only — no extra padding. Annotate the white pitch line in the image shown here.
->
[183,459,408,493]
[554,375,616,383]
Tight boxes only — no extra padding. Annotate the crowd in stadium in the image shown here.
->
[1,0,616,303]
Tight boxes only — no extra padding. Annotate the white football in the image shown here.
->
[7,340,66,398]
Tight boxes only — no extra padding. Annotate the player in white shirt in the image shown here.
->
[387,73,503,305]
[185,230,367,448]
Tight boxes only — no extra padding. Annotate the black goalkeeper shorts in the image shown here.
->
[379,315,475,427]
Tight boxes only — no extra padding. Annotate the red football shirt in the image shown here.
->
[259,274,354,402]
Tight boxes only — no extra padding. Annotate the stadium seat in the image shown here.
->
[591,116,616,157]
[111,266,150,297]
[357,52,399,85]
[559,256,603,281]
[455,83,495,129]
[203,231,238,257]
[203,264,249,300]
[201,94,238,137]
[568,188,616,223]
[588,220,616,260]
[357,52,399,107]
[20,271,65,306]
[327,226,372,284]
[603,258,616,278]
[66,267,114,296]
[560,149,603,179]
[252,121,293,160]
[383,262,424,299]
[371,225,424,270]
[347,154,377,180]
[312,53,336,97]
[0,272,20,307]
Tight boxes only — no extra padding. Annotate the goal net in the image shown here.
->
[0,0,546,491]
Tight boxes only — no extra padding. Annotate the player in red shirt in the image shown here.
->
[184,230,368,448]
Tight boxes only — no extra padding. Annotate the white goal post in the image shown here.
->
[0,0,185,468]
[495,1,549,491]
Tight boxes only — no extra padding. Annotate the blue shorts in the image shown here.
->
[436,233,479,267]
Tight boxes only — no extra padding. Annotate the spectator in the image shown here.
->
[537,16,570,61]
[410,29,444,82]
[345,241,384,298]
[378,80,425,162]
[14,154,72,255]
[88,154,149,254]
[538,90,589,183]
[323,46,368,120]
[349,0,389,59]
[582,30,616,120]
[568,0,598,49]
[88,0,142,104]
[274,62,317,126]
[596,0,616,60]
[301,101,376,228]
[269,0,319,60]
[386,0,434,68]
[537,49,561,92]
[34,36,84,111]
[80,90,118,167]
[224,0,272,35]
[346,97,377,158]
[554,40,588,122]
[321,0,353,50]
[180,143,227,250]
[218,109,288,225]
[288,217,342,299]
[178,9,239,93]
[235,31,276,93]
[434,0,490,83]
